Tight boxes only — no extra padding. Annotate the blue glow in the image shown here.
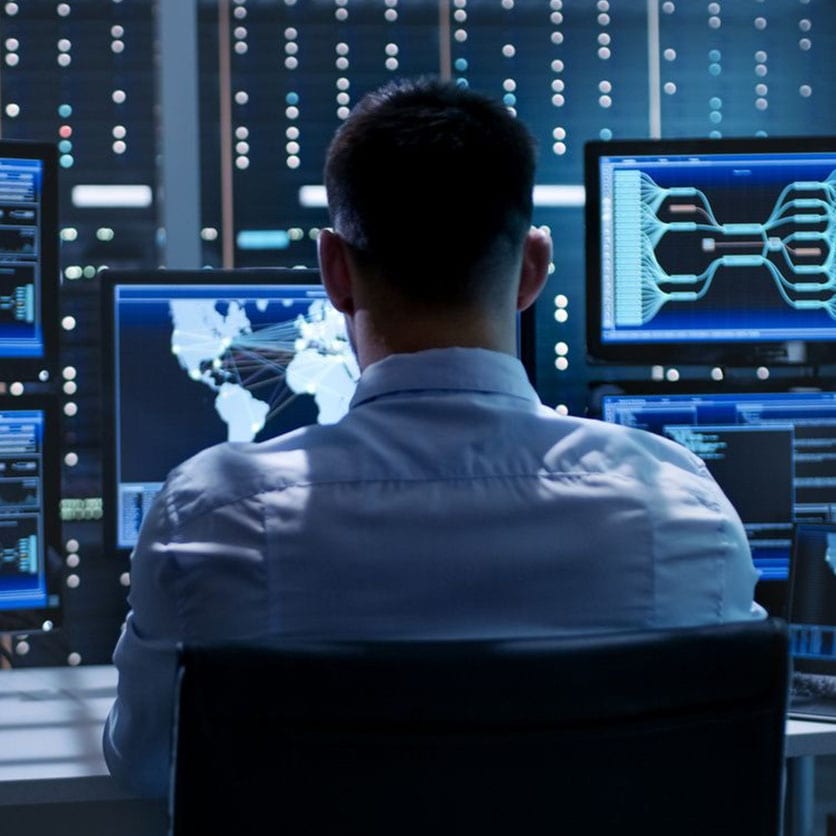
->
[236,229,290,250]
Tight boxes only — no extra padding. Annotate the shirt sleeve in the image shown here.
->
[102,487,182,799]
[649,448,767,626]
[102,453,270,798]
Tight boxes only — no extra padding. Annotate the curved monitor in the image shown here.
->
[0,394,63,634]
[585,136,836,366]
[0,140,59,381]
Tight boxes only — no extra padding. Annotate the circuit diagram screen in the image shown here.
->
[598,149,836,346]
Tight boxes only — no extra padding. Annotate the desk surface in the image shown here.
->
[2,663,836,805]
[786,717,836,758]
[0,664,132,805]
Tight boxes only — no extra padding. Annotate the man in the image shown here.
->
[103,77,764,798]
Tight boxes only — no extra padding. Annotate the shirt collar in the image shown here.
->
[349,347,541,409]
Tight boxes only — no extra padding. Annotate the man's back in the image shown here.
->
[104,78,762,801]
[134,347,759,640]
[105,348,762,799]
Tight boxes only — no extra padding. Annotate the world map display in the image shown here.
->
[113,282,359,549]
[169,295,359,441]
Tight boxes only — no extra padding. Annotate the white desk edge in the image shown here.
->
[1,664,835,807]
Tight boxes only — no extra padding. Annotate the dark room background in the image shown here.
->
[0,0,833,666]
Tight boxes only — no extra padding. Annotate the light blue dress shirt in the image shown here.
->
[103,347,764,797]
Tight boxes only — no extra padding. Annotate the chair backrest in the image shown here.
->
[169,618,789,836]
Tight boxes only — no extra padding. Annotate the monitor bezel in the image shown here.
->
[99,266,327,559]
[0,139,60,382]
[0,392,64,635]
[584,135,836,367]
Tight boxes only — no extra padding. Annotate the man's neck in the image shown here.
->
[351,308,517,371]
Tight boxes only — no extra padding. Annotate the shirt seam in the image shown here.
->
[168,468,712,531]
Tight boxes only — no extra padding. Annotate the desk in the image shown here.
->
[785,718,836,836]
[0,664,166,835]
[2,665,836,835]
[787,718,836,760]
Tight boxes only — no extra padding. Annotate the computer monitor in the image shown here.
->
[100,267,359,557]
[0,140,59,380]
[598,386,836,584]
[0,394,63,634]
[585,136,836,366]
[786,521,836,682]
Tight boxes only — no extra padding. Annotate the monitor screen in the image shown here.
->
[100,268,359,555]
[585,136,836,366]
[787,522,836,678]
[0,140,59,379]
[598,387,836,583]
[0,394,63,634]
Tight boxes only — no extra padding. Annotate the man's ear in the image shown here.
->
[516,226,552,312]
[318,228,356,315]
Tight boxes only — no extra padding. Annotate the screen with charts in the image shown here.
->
[0,395,62,634]
[599,388,836,583]
[100,268,359,555]
[0,141,59,378]
[585,136,836,366]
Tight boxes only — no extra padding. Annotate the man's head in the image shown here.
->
[319,76,551,366]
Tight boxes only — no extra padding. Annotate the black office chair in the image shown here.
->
[168,618,789,836]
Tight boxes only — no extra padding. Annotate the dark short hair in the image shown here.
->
[324,77,537,306]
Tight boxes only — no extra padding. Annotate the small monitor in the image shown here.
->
[598,386,836,583]
[585,136,836,366]
[786,521,836,720]
[0,394,63,634]
[787,522,836,675]
[100,268,359,556]
[0,140,59,380]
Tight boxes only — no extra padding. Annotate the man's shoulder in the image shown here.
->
[543,413,709,477]
[162,425,339,517]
